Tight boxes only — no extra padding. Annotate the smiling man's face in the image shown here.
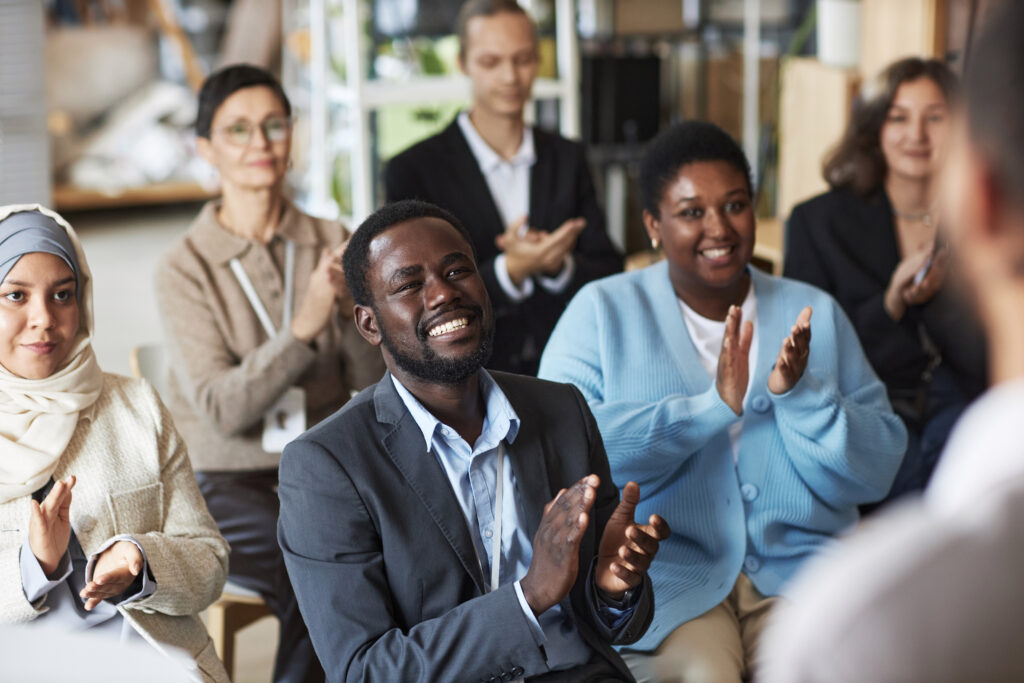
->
[361,216,494,386]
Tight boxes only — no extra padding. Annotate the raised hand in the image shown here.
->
[596,482,670,599]
[291,246,342,342]
[716,305,754,415]
[768,306,813,395]
[80,540,144,611]
[29,475,76,577]
[520,474,599,616]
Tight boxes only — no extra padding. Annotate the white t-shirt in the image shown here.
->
[677,283,758,464]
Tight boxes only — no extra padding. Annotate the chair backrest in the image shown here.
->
[129,344,169,399]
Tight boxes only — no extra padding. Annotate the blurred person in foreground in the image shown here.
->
[0,205,228,683]
[760,5,1024,681]
[155,64,384,683]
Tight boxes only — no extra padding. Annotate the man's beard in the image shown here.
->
[378,305,494,386]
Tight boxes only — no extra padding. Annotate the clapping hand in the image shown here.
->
[716,305,754,415]
[768,306,812,395]
[884,244,949,320]
[595,482,670,599]
[29,475,76,577]
[80,540,145,611]
[496,216,586,284]
[520,475,598,615]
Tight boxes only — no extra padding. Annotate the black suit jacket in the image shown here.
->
[385,118,622,376]
[278,371,653,683]
[784,187,986,404]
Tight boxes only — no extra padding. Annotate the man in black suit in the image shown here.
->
[277,200,668,682]
[385,0,621,376]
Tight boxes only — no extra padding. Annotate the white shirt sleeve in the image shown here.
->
[494,253,535,303]
[536,254,576,294]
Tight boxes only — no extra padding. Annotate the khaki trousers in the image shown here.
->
[621,574,778,683]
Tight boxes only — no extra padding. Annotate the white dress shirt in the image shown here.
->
[759,378,1024,683]
[456,112,575,302]
[677,282,758,464]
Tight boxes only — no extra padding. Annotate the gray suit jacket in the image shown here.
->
[278,371,653,682]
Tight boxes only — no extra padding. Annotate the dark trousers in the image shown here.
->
[196,469,325,683]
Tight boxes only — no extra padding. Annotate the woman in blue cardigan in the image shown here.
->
[538,121,907,682]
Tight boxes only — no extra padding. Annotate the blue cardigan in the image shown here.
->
[538,262,907,651]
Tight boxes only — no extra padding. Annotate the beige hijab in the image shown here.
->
[0,204,103,505]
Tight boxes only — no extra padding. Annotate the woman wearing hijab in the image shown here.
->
[155,64,384,683]
[0,204,230,683]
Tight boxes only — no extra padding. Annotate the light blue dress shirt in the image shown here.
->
[391,370,632,672]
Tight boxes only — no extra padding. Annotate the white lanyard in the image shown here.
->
[229,240,295,337]
[491,442,505,593]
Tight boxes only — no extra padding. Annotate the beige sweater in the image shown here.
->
[0,374,230,683]
[155,200,385,472]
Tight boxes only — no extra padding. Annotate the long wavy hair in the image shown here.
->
[823,57,959,196]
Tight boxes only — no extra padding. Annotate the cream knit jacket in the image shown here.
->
[0,374,230,683]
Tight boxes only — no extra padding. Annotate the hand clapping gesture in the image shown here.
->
[29,475,76,577]
[716,305,754,416]
[520,475,668,615]
[80,540,145,611]
[495,215,586,285]
[595,481,671,600]
[768,306,813,395]
[291,242,348,342]
[884,244,949,321]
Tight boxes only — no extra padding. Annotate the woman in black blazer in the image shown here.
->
[785,57,986,503]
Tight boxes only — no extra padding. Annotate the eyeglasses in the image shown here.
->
[214,116,293,146]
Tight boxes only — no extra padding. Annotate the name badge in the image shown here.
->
[262,386,307,453]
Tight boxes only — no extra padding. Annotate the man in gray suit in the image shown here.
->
[278,199,669,682]
[760,5,1024,681]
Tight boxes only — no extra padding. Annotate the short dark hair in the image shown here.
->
[639,121,753,218]
[824,57,958,195]
[195,64,291,139]
[343,199,476,307]
[964,3,1024,210]
[456,0,535,60]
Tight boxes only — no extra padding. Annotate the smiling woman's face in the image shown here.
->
[0,252,79,379]
[644,160,755,316]
[880,76,951,182]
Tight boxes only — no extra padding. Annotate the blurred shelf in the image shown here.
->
[53,181,217,211]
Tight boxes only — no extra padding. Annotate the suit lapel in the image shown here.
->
[441,120,507,239]
[374,375,486,593]
[498,382,554,539]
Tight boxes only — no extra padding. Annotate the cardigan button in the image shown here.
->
[743,555,761,573]
[77,514,96,534]
[751,396,771,413]
[740,484,759,502]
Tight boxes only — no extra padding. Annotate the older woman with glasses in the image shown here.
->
[155,64,384,683]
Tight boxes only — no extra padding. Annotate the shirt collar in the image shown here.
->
[457,110,536,175]
[391,369,521,452]
[187,198,323,265]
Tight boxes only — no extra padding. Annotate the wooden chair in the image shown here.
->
[129,344,274,679]
[206,582,274,680]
